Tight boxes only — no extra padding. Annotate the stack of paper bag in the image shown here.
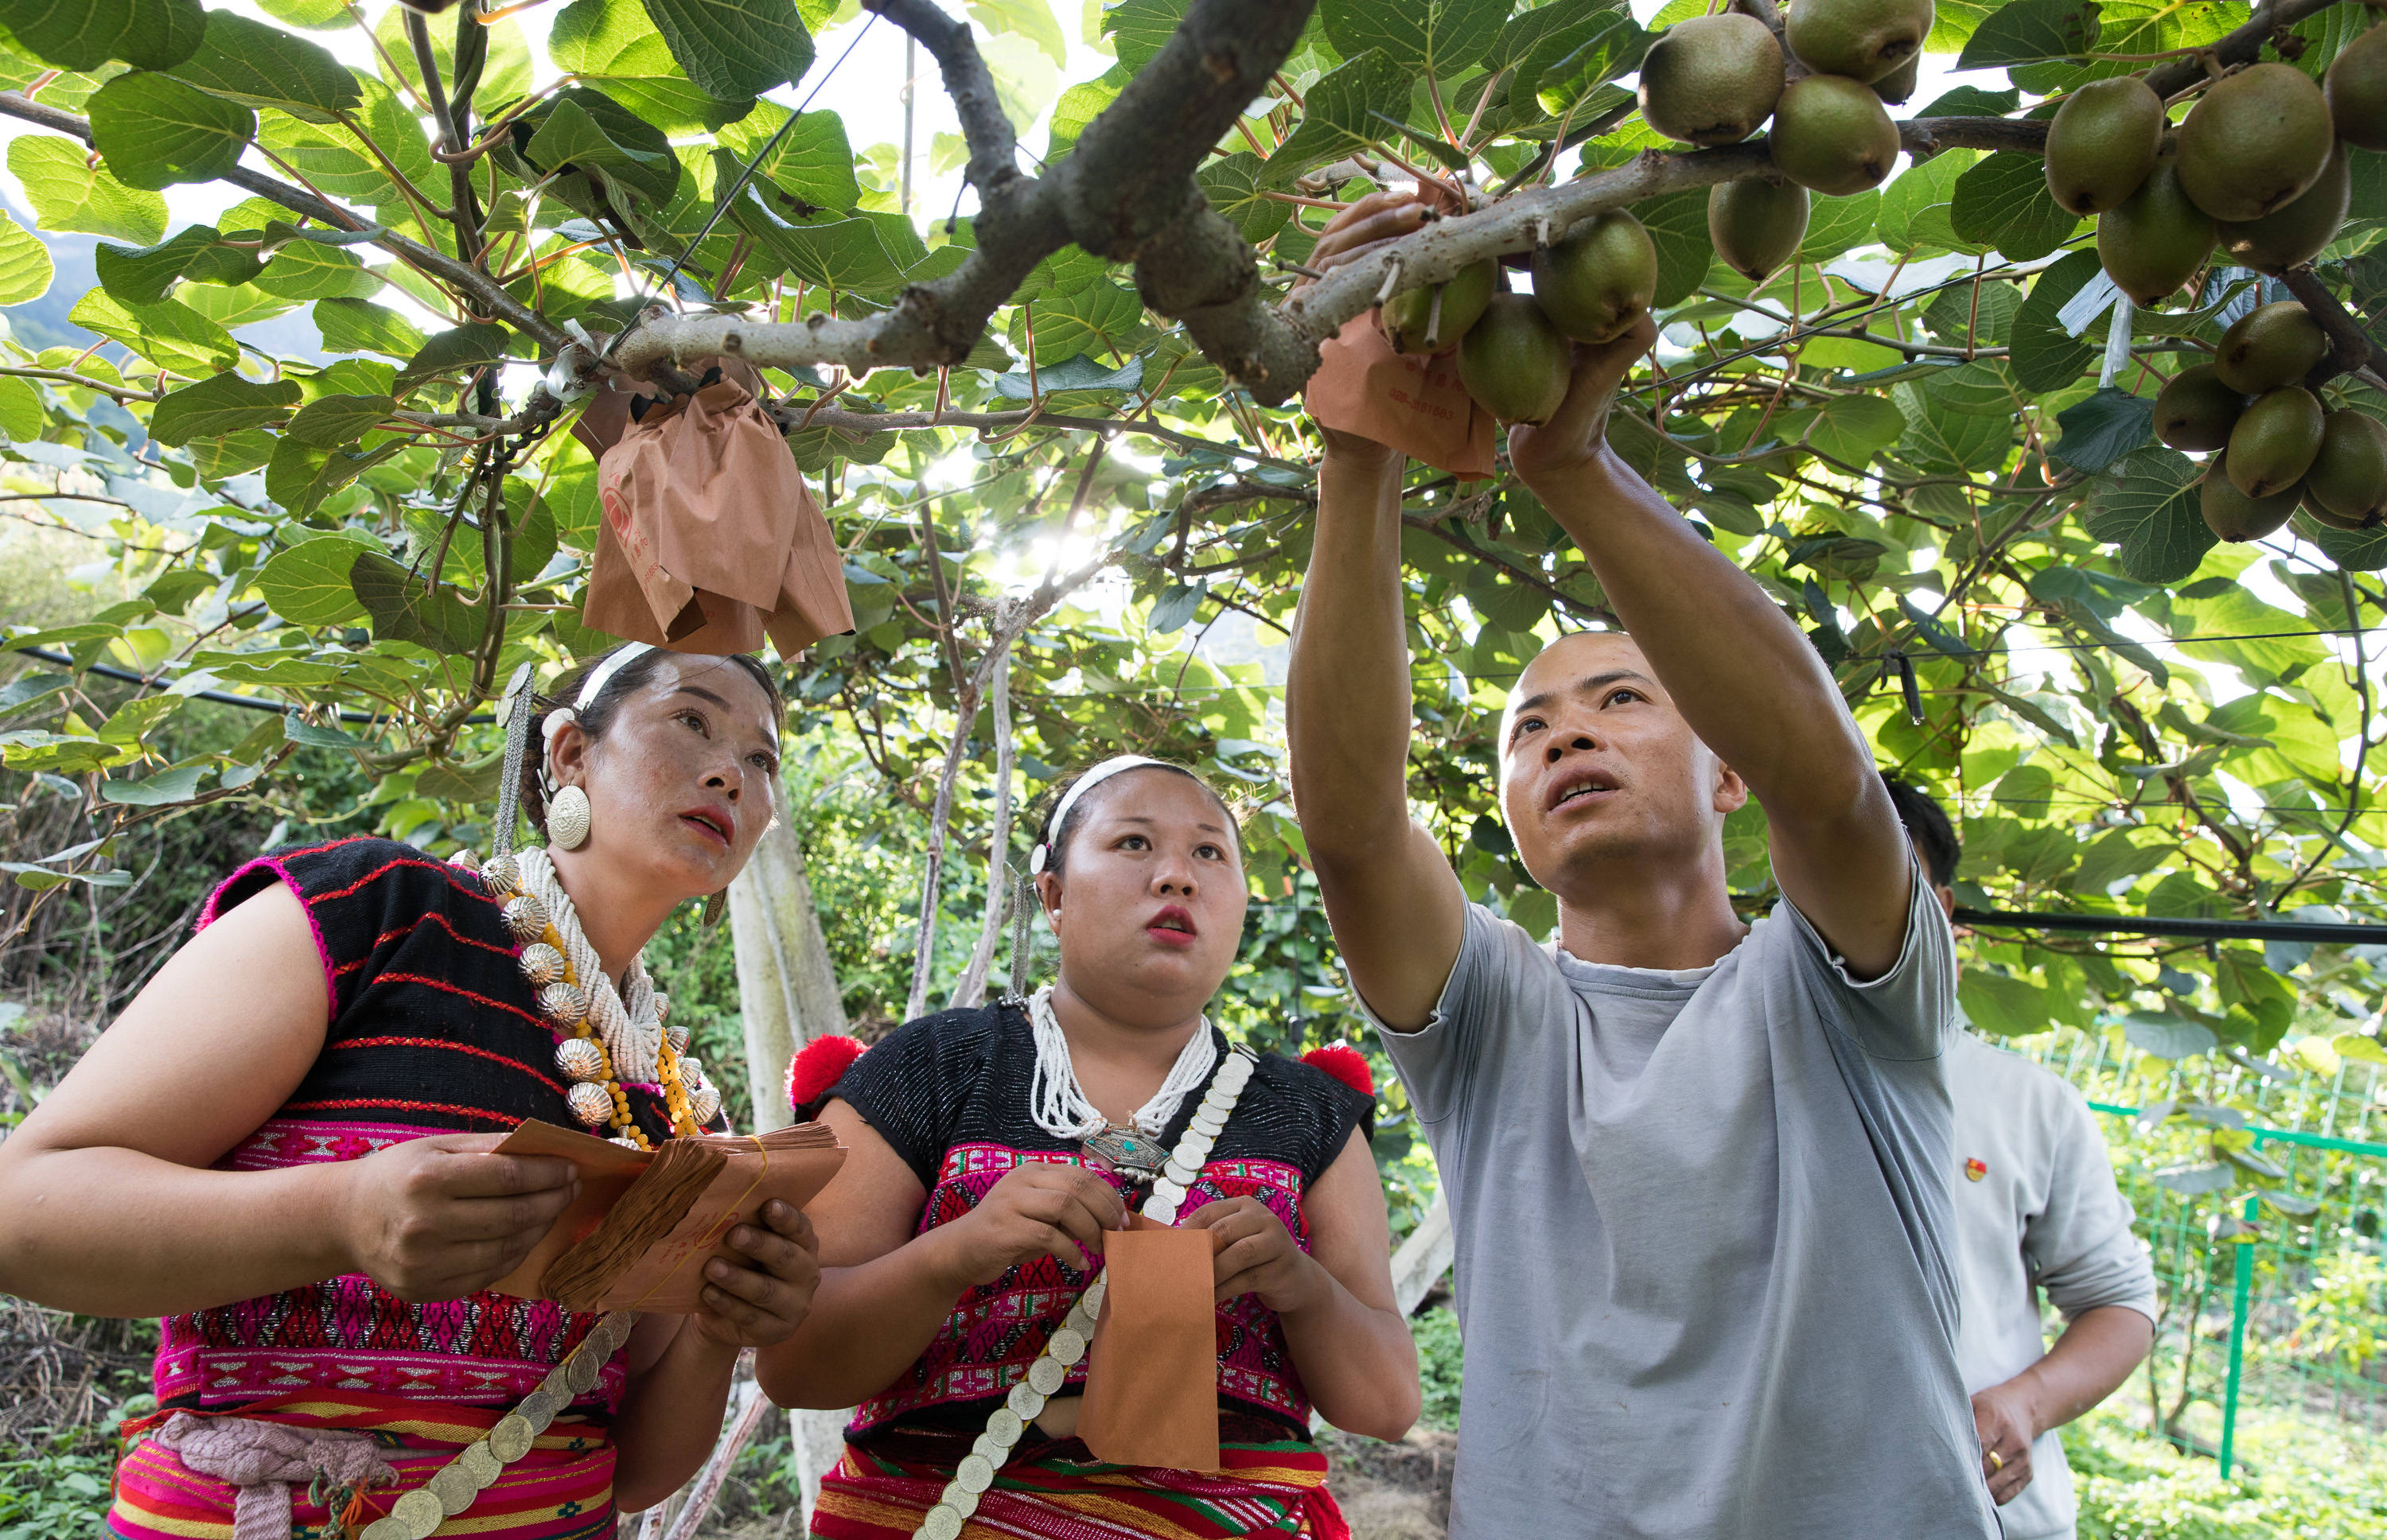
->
[1304,309,1497,480]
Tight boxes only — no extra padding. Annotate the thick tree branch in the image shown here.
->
[771,403,1313,474]
[2280,267,2386,382]
[2140,0,2347,99]
[0,91,569,356]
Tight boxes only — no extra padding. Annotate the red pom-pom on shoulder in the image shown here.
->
[788,1033,866,1113]
[1301,1043,1374,1099]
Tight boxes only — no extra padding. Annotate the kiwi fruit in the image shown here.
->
[2155,364,2248,451]
[2212,301,2331,394]
[2202,458,2302,542]
[1458,294,1574,426]
[1530,210,1657,344]
[1639,14,1785,146]
[1382,259,1499,356]
[2326,21,2387,152]
[2304,410,2387,524]
[2097,160,2215,306]
[2175,63,2335,223]
[2042,77,2165,216]
[1871,52,1922,106]
[2302,484,2383,531]
[2216,144,2352,274]
[1769,74,1902,196]
[1708,178,1812,282]
[2225,385,2327,498]
[1783,0,1934,84]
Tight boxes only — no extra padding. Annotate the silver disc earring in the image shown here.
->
[547,785,592,850]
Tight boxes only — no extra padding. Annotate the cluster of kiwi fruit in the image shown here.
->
[1383,0,1937,425]
[2155,301,2387,542]
[1377,208,1658,426]
[2052,27,2387,306]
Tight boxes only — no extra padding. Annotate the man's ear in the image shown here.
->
[1934,884,1957,921]
[1711,756,1750,815]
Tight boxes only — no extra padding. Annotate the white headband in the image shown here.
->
[540,643,656,774]
[1027,755,1171,875]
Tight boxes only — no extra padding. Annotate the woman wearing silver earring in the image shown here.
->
[761,757,1419,1540]
[0,643,824,1540]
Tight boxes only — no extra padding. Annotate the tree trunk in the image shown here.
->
[728,818,848,1134]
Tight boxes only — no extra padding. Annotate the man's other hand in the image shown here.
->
[1506,314,1659,488]
[1971,1379,2038,1505]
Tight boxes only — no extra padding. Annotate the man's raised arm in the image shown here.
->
[1513,320,1915,978]
[1287,422,1470,1032]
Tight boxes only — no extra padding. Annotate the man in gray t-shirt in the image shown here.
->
[1285,192,1996,1539]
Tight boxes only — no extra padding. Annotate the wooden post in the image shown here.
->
[727,817,847,1132]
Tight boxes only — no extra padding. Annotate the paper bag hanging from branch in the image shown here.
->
[1077,1217,1222,1472]
[586,357,854,657]
[1304,309,1497,480]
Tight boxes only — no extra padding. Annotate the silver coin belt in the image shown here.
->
[356,1308,637,1540]
[910,1045,1256,1540]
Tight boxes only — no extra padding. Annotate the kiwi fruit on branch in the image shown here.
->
[1769,73,1902,196]
[1382,259,1499,356]
[1531,210,1658,344]
[2154,365,2248,453]
[2042,77,2164,216]
[1459,294,1575,426]
[2304,410,2387,526]
[2225,385,2327,499]
[1782,0,1934,85]
[1637,14,1786,146]
[2097,159,2214,307]
[1709,179,1813,284]
[2201,458,2303,542]
[2213,301,2331,395]
[2174,63,2335,224]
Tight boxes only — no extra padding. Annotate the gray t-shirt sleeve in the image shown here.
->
[1361,902,1521,1127]
[2029,1086,2159,1323]
[1776,846,1956,1062]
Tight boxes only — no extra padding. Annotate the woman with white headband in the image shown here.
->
[0,643,823,1540]
[762,756,1419,1540]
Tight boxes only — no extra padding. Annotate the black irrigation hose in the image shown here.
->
[1957,907,2387,945]
[13,647,494,726]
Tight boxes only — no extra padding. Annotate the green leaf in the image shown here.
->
[146,371,302,445]
[1798,191,1879,262]
[7,134,166,244]
[1047,70,1123,160]
[395,325,514,394]
[189,428,275,482]
[1960,968,2050,1036]
[285,393,395,448]
[2010,248,2101,392]
[256,76,436,210]
[67,289,236,374]
[971,0,1070,68]
[99,764,204,805]
[1261,51,1407,187]
[314,298,429,359]
[95,224,228,306]
[284,716,364,749]
[2126,1011,2218,1061]
[1806,394,1905,466]
[1018,280,1146,361]
[251,243,378,301]
[0,376,40,441]
[0,205,55,305]
[1638,188,1712,309]
[1950,151,2083,262]
[1877,150,1980,256]
[637,0,815,101]
[349,548,485,651]
[991,352,1143,399]
[2046,387,2152,473]
[524,95,683,208]
[1319,0,1506,76]
[2309,516,2387,571]
[1,0,205,72]
[161,10,357,122]
[266,436,403,516]
[718,105,859,212]
[257,0,348,27]
[88,69,253,189]
[1101,0,1185,71]
[1897,383,2010,473]
[1533,11,1650,117]
[1197,151,1290,244]
[1955,0,2100,68]
[257,536,369,623]
[2085,445,2215,583]
[728,192,913,295]
[372,3,534,113]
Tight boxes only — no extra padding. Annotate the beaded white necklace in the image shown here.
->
[909,1042,1256,1540]
[1026,985,1217,1141]
[514,847,663,1085]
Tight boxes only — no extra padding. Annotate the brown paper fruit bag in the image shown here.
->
[1077,1217,1221,1472]
[1304,309,1497,480]
[586,362,852,658]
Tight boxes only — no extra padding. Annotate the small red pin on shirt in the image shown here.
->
[1965,1157,1988,1182]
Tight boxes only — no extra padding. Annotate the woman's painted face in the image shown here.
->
[551,655,781,900]
[1038,770,1248,1021]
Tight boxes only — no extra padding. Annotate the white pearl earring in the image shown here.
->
[547,785,592,850]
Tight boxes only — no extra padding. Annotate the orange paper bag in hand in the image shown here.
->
[587,361,852,657]
[1077,1216,1221,1472]
[1304,309,1496,480]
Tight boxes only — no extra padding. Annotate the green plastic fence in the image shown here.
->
[2023,1026,2387,1476]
